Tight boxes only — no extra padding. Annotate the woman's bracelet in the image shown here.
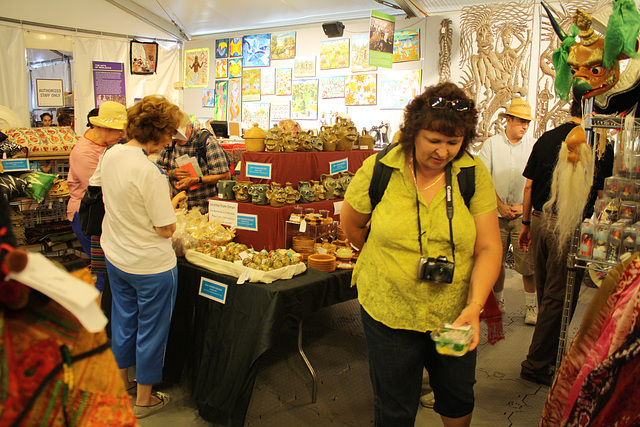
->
[169,169,174,179]
[466,300,484,314]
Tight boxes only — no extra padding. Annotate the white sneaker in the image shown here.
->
[497,299,505,313]
[525,305,538,325]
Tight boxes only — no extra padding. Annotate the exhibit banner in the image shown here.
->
[368,11,395,69]
[36,79,64,107]
[92,61,126,108]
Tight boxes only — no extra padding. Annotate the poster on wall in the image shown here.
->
[243,34,271,67]
[228,78,241,122]
[184,48,210,88]
[320,76,346,99]
[275,68,292,95]
[291,79,318,120]
[228,58,242,78]
[130,40,158,75]
[36,78,64,107]
[270,101,290,121]
[242,102,270,130]
[393,29,420,62]
[214,80,228,121]
[92,61,126,108]
[294,56,316,77]
[351,34,377,73]
[229,37,242,57]
[261,69,275,95]
[345,73,377,106]
[242,69,261,101]
[368,10,395,68]
[379,69,422,109]
[216,59,228,79]
[203,89,215,107]
[320,39,350,70]
[215,39,229,58]
[271,31,296,60]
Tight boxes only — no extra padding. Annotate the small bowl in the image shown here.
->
[430,324,474,357]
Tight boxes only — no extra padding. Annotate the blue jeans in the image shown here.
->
[70,211,105,292]
[361,307,476,425]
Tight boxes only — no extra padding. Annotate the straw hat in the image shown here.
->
[498,98,538,121]
[89,101,127,129]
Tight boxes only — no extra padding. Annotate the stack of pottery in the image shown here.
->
[307,253,336,272]
[244,123,266,152]
[292,235,315,259]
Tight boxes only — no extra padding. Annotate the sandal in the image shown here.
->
[134,392,170,419]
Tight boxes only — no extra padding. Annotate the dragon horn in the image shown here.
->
[542,0,568,41]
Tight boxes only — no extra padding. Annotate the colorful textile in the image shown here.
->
[90,235,107,274]
[4,127,77,157]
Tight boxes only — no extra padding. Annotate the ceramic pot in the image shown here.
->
[244,123,266,152]
[284,181,300,205]
[217,179,236,200]
[249,183,270,205]
[359,128,375,150]
[310,180,326,201]
[265,126,283,152]
[266,186,287,207]
[282,134,299,153]
[334,171,354,198]
[233,181,253,202]
[320,174,338,200]
[310,135,323,152]
[297,181,316,204]
[297,130,313,152]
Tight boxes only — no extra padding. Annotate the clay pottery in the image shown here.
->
[359,128,375,150]
[319,126,337,152]
[249,183,270,205]
[284,182,300,204]
[232,181,253,202]
[244,123,266,152]
[282,133,299,153]
[265,126,284,152]
[310,135,323,152]
[266,186,287,207]
[321,174,338,200]
[297,181,316,204]
[297,130,313,152]
[334,117,357,151]
[334,171,354,198]
[217,179,236,200]
[310,180,326,201]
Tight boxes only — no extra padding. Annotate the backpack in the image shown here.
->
[166,129,211,164]
[368,142,475,211]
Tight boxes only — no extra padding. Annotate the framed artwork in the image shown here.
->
[351,34,376,72]
[320,38,350,70]
[130,40,158,75]
[242,69,261,101]
[215,39,229,58]
[215,59,228,79]
[291,79,318,120]
[184,48,209,88]
[320,76,346,99]
[243,34,271,67]
[294,55,316,77]
[242,102,270,130]
[229,37,242,57]
[270,101,290,121]
[203,88,215,107]
[275,68,292,95]
[271,31,296,60]
[228,58,242,78]
[228,78,241,122]
[368,10,395,68]
[393,29,420,62]
[214,80,228,121]
[379,69,422,109]
[261,69,275,95]
[345,73,377,106]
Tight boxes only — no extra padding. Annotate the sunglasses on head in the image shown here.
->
[427,97,471,112]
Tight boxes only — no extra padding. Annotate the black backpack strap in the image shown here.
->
[369,142,399,210]
[195,129,211,164]
[457,153,476,209]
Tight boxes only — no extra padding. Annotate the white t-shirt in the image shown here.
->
[91,144,177,274]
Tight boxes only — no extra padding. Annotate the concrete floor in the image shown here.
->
[137,268,596,426]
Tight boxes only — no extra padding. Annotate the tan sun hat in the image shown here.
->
[89,101,127,129]
[498,98,539,121]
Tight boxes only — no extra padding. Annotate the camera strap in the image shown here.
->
[413,149,456,262]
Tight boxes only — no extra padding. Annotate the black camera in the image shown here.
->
[418,256,455,283]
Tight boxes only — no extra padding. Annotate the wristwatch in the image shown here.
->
[521,220,531,226]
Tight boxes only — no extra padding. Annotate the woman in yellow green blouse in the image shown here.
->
[342,82,502,427]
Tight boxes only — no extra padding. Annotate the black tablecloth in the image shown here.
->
[170,259,356,426]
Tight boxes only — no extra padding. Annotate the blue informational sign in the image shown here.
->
[237,214,258,231]
[329,158,349,175]
[199,277,228,304]
[246,162,272,179]
[0,158,30,172]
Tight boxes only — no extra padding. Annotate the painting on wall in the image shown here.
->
[203,89,215,107]
[229,37,242,57]
[345,73,377,106]
[294,56,316,77]
[228,58,242,78]
[215,39,229,58]
[275,68,292,95]
[184,48,209,88]
[242,102,270,130]
[215,58,227,79]
[379,69,422,109]
[393,29,420,62]
[242,69,261,101]
[271,31,296,60]
[320,38,350,70]
[270,101,290,121]
[228,78,241,122]
[320,76,345,99]
[243,34,271,67]
[351,33,376,73]
[214,80,228,121]
[261,69,275,95]
[291,79,318,120]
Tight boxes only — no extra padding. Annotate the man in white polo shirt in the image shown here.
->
[479,98,538,325]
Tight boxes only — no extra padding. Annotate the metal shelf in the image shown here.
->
[587,114,640,129]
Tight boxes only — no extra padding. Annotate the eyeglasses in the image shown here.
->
[427,97,471,112]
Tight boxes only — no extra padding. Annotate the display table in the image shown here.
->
[219,141,246,172]
[238,150,376,184]
[168,259,357,426]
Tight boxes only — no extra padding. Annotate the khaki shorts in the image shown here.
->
[499,217,534,276]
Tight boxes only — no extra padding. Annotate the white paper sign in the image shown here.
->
[209,200,238,226]
[36,78,64,107]
[333,200,343,215]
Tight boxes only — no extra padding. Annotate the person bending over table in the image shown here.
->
[341,82,502,427]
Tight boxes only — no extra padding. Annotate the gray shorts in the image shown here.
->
[499,217,534,276]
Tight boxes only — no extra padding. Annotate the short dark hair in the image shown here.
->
[570,98,582,118]
[40,112,52,121]
[126,95,181,144]
[86,108,99,128]
[398,82,478,159]
[57,112,72,127]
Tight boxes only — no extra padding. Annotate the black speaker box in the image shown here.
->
[322,21,345,38]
